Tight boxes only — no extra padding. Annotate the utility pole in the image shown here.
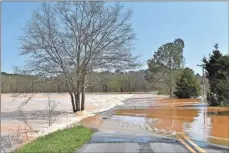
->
[197,64,207,127]
[197,64,205,102]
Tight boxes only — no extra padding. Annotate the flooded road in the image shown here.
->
[81,97,229,147]
[115,98,229,147]
[80,95,229,152]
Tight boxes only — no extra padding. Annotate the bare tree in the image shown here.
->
[11,78,41,132]
[16,93,35,131]
[47,96,59,126]
[20,2,139,112]
[1,125,31,153]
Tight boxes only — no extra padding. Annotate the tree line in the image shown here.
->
[1,70,152,93]
[4,41,227,108]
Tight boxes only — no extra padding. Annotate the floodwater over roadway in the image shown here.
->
[115,98,229,147]
[80,96,229,149]
[81,97,229,148]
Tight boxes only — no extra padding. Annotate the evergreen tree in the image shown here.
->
[174,68,200,98]
[203,44,229,106]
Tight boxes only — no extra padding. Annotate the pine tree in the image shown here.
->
[203,44,229,106]
[174,68,200,98]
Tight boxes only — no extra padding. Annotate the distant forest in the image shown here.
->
[1,70,151,93]
[1,70,207,94]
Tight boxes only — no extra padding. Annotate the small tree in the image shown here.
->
[47,96,59,126]
[174,68,200,98]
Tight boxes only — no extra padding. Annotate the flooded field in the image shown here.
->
[1,93,133,152]
[115,98,229,147]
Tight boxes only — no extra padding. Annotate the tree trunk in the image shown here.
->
[169,84,172,97]
[103,84,108,92]
[128,81,131,92]
[31,82,34,93]
[69,92,76,112]
[81,75,86,111]
[105,85,108,92]
[75,79,81,111]
[74,75,81,111]
[76,44,81,111]
[74,92,80,111]
[169,68,173,97]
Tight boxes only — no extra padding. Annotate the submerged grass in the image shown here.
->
[14,125,93,153]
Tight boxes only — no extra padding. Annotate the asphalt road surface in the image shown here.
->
[77,132,189,153]
[77,131,228,153]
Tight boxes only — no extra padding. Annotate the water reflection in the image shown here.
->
[116,99,229,147]
[117,107,200,134]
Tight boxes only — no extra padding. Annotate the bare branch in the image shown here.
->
[47,96,59,126]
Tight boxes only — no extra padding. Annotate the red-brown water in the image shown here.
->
[116,98,229,147]
[80,97,229,147]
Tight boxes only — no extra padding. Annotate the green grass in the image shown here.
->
[14,125,93,153]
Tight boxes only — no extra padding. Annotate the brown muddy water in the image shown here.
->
[115,98,229,147]
[80,97,229,147]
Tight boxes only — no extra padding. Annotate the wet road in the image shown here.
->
[77,132,189,153]
[77,132,228,153]
[78,94,229,153]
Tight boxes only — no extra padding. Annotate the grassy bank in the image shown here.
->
[14,125,93,153]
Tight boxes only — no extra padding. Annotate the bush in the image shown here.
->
[174,68,200,98]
